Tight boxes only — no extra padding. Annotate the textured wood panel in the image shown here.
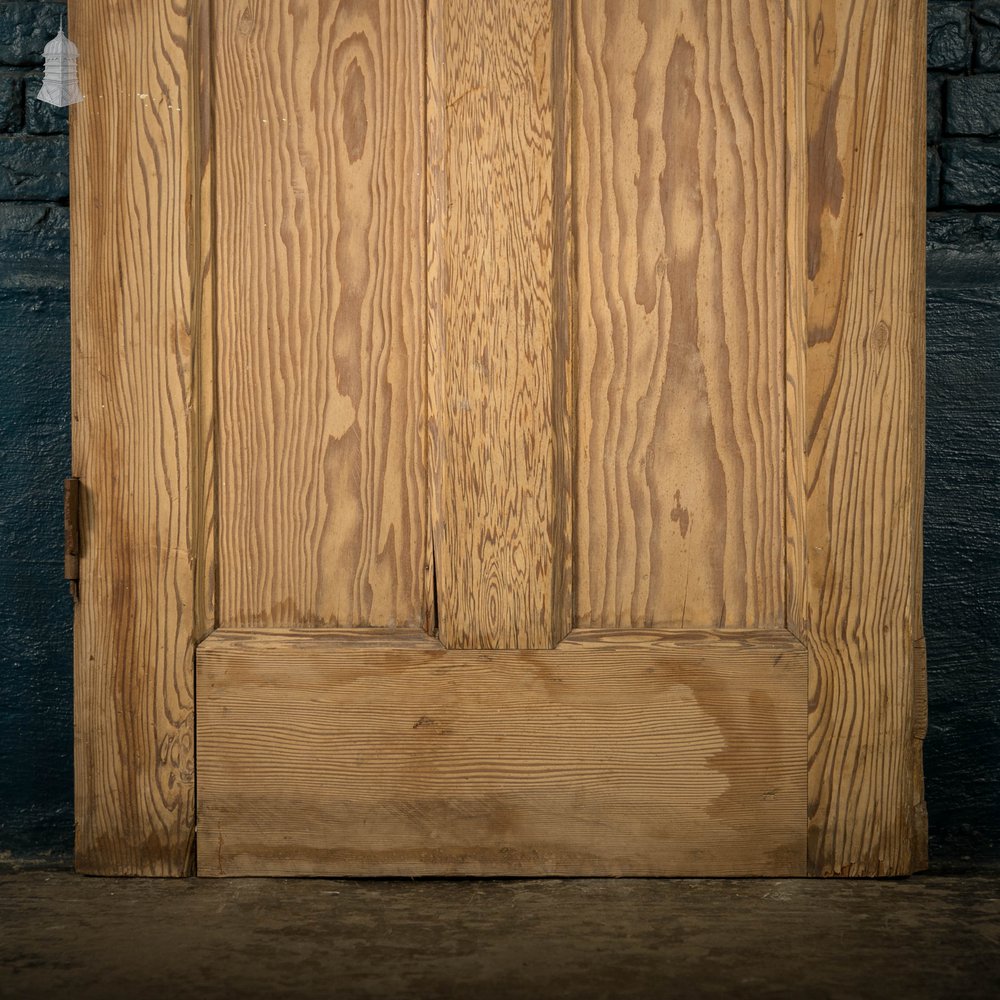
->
[71,1,199,875]
[573,1,785,630]
[197,629,807,876]
[427,0,573,649]
[212,0,427,629]
[786,0,926,875]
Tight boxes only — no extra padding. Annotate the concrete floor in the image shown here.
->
[1,866,998,999]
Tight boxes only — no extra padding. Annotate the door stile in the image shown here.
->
[71,0,201,876]
[785,0,927,876]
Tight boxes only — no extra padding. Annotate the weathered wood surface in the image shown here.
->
[427,0,573,649]
[212,0,427,630]
[573,0,786,631]
[786,0,926,875]
[71,0,927,879]
[197,629,807,877]
[71,1,199,875]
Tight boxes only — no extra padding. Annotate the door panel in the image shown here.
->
[198,628,806,876]
[573,2,785,629]
[213,0,428,629]
[195,0,807,876]
[427,0,573,649]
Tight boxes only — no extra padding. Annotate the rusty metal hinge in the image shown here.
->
[64,477,80,603]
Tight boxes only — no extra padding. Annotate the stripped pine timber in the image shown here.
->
[196,629,807,877]
[786,0,927,875]
[212,0,427,630]
[72,0,927,879]
[573,0,786,631]
[427,0,573,649]
[70,1,200,875]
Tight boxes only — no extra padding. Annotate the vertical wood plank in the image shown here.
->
[71,1,199,875]
[572,1,786,630]
[193,0,217,643]
[427,0,572,649]
[212,0,427,629]
[787,0,926,876]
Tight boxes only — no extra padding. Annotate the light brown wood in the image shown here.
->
[573,1,785,630]
[72,0,927,879]
[427,0,573,649]
[70,1,200,875]
[212,0,427,630]
[786,0,927,875]
[197,628,807,876]
[193,0,217,643]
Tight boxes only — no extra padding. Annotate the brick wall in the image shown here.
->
[926,0,1000,862]
[0,0,72,857]
[0,2,997,863]
[929,1,1000,205]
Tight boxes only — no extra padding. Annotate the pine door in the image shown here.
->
[71,0,927,877]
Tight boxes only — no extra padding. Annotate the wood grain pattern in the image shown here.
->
[72,0,927,878]
[212,0,427,629]
[573,1,786,630]
[787,0,926,876]
[427,0,572,649]
[197,628,807,876]
[71,1,199,875]
[193,0,217,643]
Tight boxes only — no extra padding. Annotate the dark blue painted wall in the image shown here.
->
[1,0,998,863]
[0,1,71,858]
[926,1,1000,862]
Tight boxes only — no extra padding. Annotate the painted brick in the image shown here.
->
[946,75,1000,135]
[929,2,973,71]
[0,135,68,200]
[928,209,1000,258]
[975,2,1000,68]
[0,546,72,859]
[0,3,67,67]
[0,203,69,290]
[975,0,1000,27]
[942,139,1000,205]
[0,73,22,132]
[0,287,70,427]
[23,75,68,135]
[978,26,1000,69]
[929,78,944,142]
[928,147,943,209]
[924,269,1000,861]
[927,210,1000,284]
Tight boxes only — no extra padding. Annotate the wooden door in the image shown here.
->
[70,0,927,877]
